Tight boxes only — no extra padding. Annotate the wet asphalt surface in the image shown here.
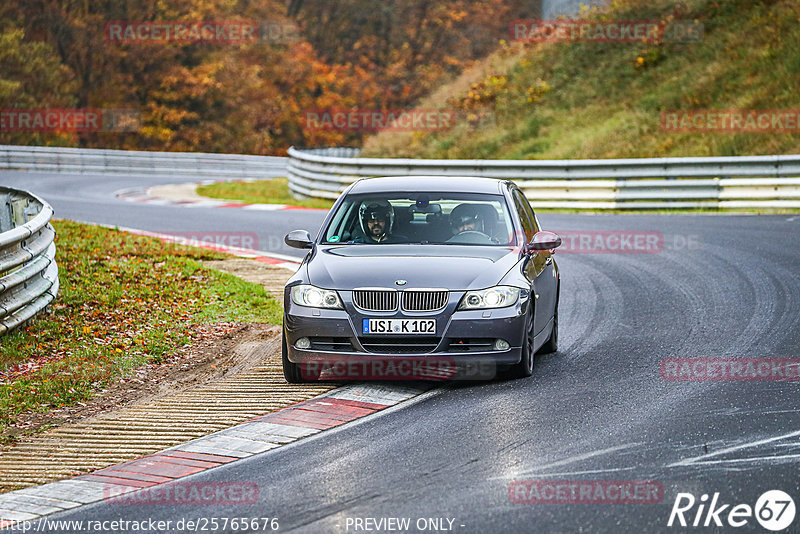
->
[3,170,799,533]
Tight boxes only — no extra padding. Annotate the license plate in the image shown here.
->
[362,318,436,335]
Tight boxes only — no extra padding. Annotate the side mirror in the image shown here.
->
[529,231,562,252]
[285,230,314,249]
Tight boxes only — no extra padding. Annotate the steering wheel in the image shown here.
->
[447,230,494,244]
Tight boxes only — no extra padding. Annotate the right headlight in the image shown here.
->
[457,286,520,310]
[291,284,343,309]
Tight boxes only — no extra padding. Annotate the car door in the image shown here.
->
[512,188,557,336]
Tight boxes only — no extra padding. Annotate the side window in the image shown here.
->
[512,189,537,242]
[325,201,357,242]
[517,189,540,233]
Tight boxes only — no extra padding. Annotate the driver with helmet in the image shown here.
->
[353,200,405,243]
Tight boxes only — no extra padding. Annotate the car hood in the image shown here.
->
[307,245,520,290]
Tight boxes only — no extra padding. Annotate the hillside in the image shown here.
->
[363,0,800,159]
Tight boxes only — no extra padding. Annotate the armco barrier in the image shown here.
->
[2,145,799,209]
[0,188,58,336]
[287,147,800,210]
[0,145,286,180]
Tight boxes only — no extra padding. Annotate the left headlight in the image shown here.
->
[291,284,343,309]
[457,286,520,310]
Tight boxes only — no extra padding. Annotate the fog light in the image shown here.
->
[296,337,311,349]
[494,339,510,351]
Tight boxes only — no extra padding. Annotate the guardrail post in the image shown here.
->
[11,197,27,226]
[0,195,11,234]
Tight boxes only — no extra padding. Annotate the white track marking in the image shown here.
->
[677,453,800,466]
[515,466,637,477]
[668,429,800,467]
[491,443,641,479]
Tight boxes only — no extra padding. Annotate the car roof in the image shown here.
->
[348,176,510,195]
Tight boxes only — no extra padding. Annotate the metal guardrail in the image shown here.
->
[287,147,800,209]
[0,188,58,336]
[0,145,286,179]
[3,144,798,209]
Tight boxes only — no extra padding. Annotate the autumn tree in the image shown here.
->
[1,0,524,153]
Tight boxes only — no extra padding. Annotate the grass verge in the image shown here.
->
[197,178,333,210]
[0,220,282,440]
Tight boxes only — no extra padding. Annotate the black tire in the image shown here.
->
[538,294,558,355]
[282,329,304,383]
[507,307,535,379]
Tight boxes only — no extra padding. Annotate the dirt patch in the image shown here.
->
[3,323,280,448]
[3,258,292,448]
[146,183,207,201]
[0,258,335,494]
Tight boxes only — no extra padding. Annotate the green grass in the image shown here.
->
[0,220,282,438]
[362,0,800,160]
[197,178,333,209]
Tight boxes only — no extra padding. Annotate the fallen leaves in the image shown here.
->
[0,221,278,438]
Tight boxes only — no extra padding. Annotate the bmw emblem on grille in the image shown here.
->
[395,279,407,286]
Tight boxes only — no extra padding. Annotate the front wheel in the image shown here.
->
[506,308,534,379]
[538,296,558,355]
[282,329,304,383]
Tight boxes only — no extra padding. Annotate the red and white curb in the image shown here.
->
[116,183,326,212]
[101,225,302,271]
[0,384,431,527]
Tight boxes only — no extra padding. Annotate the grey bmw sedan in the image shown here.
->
[282,176,561,383]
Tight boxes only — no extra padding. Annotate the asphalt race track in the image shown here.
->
[0,170,323,259]
[4,170,800,532]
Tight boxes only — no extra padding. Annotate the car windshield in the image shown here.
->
[321,192,516,246]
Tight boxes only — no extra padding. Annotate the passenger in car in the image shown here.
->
[448,204,502,244]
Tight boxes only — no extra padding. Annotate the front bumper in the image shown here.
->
[284,289,530,379]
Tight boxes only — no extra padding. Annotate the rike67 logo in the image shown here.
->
[668,490,796,531]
